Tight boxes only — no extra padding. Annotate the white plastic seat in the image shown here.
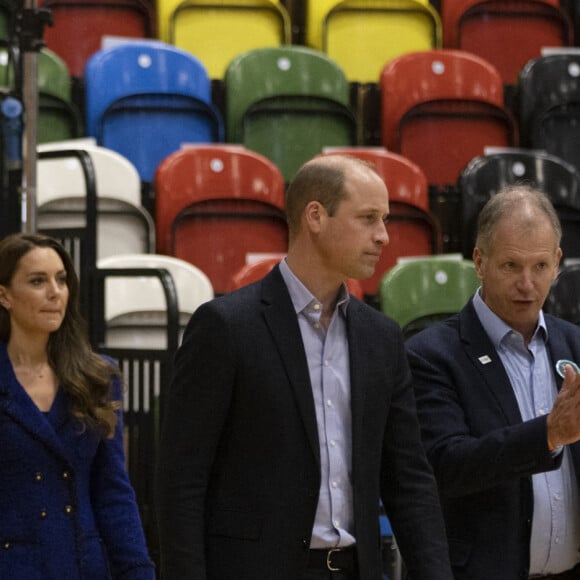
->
[97,253,214,349]
[37,141,155,260]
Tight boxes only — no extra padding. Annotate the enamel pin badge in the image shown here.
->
[555,359,580,378]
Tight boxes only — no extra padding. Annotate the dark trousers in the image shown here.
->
[303,570,359,580]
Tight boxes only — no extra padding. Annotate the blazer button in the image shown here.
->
[40,509,47,519]
[35,472,43,482]
[62,470,70,479]
[64,505,73,514]
[3,542,10,550]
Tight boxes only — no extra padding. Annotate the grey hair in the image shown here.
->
[475,183,562,255]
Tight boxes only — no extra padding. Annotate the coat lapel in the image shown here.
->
[459,302,523,425]
[544,316,580,488]
[345,298,368,457]
[545,315,573,392]
[0,342,73,465]
[260,268,320,463]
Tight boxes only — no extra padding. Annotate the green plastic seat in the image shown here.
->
[0,48,82,143]
[225,45,357,182]
[37,49,83,143]
[379,256,480,339]
[0,0,15,42]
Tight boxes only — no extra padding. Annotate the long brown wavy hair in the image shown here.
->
[0,233,118,438]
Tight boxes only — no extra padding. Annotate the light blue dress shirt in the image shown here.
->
[279,260,356,549]
[473,290,580,575]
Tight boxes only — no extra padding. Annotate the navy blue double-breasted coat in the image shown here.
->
[0,342,155,580]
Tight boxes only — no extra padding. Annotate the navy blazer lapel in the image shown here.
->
[459,301,523,425]
[260,268,320,463]
[544,315,580,488]
[545,315,573,392]
[345,298,367,452]
[0,343,73,464]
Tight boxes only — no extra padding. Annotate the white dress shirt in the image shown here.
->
[279,260,355,549]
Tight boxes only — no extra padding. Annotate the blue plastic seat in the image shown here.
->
[84,40,224,182]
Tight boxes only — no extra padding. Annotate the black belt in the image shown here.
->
[307,547,357,572]
[530,565,580,580]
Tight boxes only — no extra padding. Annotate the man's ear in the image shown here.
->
[554,247,563,279]
[304,201,325,234]
[472,247,484,281]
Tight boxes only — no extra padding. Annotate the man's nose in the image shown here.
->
[375,221,389,246]
[517,270,535,291]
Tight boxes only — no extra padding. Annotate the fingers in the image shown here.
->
[547,364,580,448]
[565,363,578,385]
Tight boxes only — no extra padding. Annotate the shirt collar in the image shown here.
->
[278,259,350,316]
[472,288,548,349]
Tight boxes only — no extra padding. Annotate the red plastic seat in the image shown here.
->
[229,256,365,299]
[380,50,517,189]
[155,145,288,294]
[441,0,572,85]
[42,0,155,78]
[318,148,442,296]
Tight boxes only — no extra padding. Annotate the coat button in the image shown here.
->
[3,543,9,549]
[40,509,47,518]
[64,505,73,514]
[62,471,70,479]
[35,472,43,482]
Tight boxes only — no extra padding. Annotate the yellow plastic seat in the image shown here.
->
[322,0,442,82]
[305,0,340,49]
[157,0,291,79]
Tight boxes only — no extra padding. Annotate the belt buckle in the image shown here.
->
[326,548,342,572]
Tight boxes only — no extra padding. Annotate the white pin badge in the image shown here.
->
[478,355,492,365]
[555,359,580,378]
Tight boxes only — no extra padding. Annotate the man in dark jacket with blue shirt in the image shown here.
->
[407,184,580,580]
[156,154,453,580]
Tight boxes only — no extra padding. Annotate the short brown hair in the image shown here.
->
[285,155,376,239]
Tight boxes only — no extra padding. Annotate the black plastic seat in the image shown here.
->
[544,263,580,325]
[458,149,580,260]
[519,53,580,174]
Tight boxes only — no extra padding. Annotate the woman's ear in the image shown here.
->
[0,286,11,310]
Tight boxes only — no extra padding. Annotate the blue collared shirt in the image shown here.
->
[279,260,355,549]
[473,290,580,575]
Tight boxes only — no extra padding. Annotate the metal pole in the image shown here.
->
[22,43,37,232]
[18,0,52,233]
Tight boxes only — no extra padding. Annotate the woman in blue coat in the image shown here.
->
[0,232,155,580]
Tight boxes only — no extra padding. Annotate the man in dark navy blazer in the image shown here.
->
[407,185,580,580]
[156,155,452,580]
